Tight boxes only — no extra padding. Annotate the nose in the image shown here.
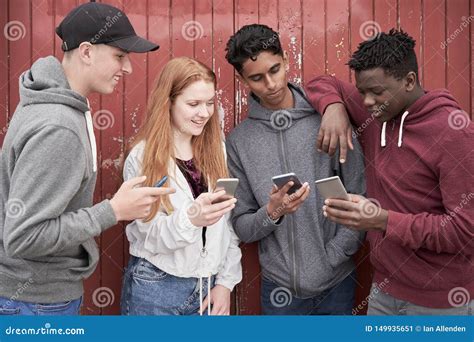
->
[264,74,277,91]
[122,55,133,74]
[363,94,376,108]
[198,103,211,118]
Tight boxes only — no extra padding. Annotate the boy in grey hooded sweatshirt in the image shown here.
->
[0,3,174,315]
[224,24,366,315]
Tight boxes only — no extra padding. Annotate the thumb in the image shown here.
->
[123,176,147,190]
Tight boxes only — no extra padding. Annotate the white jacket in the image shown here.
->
[123,141,242,291]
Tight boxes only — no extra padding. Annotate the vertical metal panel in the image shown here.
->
[447,0,471,113]
[423,0,447,90]
[0,0,472,315]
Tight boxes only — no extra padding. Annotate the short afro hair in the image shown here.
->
[348,28,419,81]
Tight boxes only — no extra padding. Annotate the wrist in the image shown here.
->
[109,198,122,222]
[377,209,389,231]
[266,204,279,221]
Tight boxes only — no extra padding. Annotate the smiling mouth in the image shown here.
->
[191,120,205,126]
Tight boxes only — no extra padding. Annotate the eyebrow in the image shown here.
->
[246,62,281,79]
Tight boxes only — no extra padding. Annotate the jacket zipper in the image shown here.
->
[279,130,299,297]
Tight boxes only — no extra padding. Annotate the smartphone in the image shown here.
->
[272,173,303,195]
[314,176,349,200]
[213,178,239,203]
[154,175,168,188]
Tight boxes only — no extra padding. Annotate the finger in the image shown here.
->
[321,133,331,154]
[286,187,311,211]
[205,204,236,222]
[270,184,279,195]
[210,304,223,315]
[348,194,363,203]
[339,134,348,163]
[207,190,227,202]
[324,213,359,228]
[139,186,176,197]
[327,132,338,156]
[124,176,147,189]
[278,181,294,196]
[287,183,309,202]
[347,127,354,150]
[324,198,356,210]
[316,129,325,152]
[209,197,237,213]
[323,205,356,220]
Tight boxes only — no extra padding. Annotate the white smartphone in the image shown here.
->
[314,176,349,200]
[272,173,303,195]
[213,178,239,203]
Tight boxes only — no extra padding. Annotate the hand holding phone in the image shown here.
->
[213,178,239,203]
[314,176,349,200]
[272,173,303,195]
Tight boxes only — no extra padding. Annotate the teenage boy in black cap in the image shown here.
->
[0,2,174,315]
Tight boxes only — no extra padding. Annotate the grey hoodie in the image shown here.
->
[226,84,366,298]
[0,56,117,303]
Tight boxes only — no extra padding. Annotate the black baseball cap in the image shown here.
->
[56,2,159,53]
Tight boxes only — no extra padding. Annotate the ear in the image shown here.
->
[405,71,417,92]
[236,72,249,87]
[77,42,93,65]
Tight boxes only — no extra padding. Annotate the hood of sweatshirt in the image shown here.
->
[247,83,316,130]
[381,89,462,147]
[19,56,89,113]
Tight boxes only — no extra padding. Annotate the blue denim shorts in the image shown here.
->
[0,296,82,316]
[121,256,215,315]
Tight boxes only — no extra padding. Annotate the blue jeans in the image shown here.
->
[121,256,215,315]
[0,296,82,316]
[261,271,356,315]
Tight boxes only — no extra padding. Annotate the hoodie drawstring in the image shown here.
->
[380,110,409,148]
[199,275,211,316]
[398,111,410,147]
[84,100,97,172]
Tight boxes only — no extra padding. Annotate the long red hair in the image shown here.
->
[130,57,228,221]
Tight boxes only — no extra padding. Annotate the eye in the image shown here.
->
[188,103,199,107]
[207,101,215,106]
[249,75,262,82]
[270,66,280,74]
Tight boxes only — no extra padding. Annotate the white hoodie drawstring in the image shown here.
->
[199,275,212,316]
[380,110,409,148]
[380,122,387,147]
[398,111,410,147]
[84,100,97,172]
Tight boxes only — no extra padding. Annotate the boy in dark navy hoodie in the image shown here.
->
[305,29,474,315]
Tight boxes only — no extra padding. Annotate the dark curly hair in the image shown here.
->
[225,24,283,74]
[348,28,419,81]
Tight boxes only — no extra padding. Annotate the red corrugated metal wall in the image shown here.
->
[1,0,472,315]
